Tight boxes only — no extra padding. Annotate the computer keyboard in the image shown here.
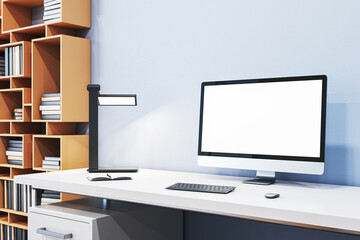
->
[166,183,236,194]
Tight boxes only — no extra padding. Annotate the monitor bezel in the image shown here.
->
[198,75,327,164]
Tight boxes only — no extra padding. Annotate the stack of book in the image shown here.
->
[14,183,31,212]
[4,45,23,76]
[6,139,23,165]
[14,108,23,120]
[40,93,61,120]
[42,156,61,170]
[43,0,61,22]
[0,53,5,76]
[42,190,61,204]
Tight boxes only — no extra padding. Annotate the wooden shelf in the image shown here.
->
[33,135,88,170]
[0,134,32,169]
[0,41,31,78]
[2,0,90,33]
[0,208,27,217]
[0,0,91,231]
[32,35,90,122]
[0,88,31,122]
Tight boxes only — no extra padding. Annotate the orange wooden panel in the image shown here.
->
[60,0,90,29]
[61,35,90,122]
[61,135,88,170]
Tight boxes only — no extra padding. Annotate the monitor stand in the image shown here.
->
[243,171,275,185]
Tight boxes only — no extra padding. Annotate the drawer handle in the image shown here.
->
[37,227,73,239]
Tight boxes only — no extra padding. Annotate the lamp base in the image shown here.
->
[87,168,138,173]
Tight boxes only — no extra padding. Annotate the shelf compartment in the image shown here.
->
[2,0,43,32]
[10,77,31,89]
[0,134,32,169]
[9,213,27,230]
[0,88,31,122]
[0,41,31,78]
[46,122,76,135]
[10,24,45,43]
[3,0,90,32]
[0,122,10,134]
[46,25,75,37]
[11,122,42,134]
[0,168,11,180]
[0,211,8,224]
[33,135,88,171]
[32,35,90,122]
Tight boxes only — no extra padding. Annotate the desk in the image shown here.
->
[15,168,360,235]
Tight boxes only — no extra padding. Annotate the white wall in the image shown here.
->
[87,0,360,183]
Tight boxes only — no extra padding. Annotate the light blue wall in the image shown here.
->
[86,0,360,187]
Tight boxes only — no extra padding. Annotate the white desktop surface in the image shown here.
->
[15,168,360,235]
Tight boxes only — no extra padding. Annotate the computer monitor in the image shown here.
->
[198,75,327,185]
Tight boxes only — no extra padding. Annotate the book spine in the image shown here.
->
[20,45,23,75]
[5,48,8,76]
[9,47,12,76]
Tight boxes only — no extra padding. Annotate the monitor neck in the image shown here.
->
[243,171,276,185]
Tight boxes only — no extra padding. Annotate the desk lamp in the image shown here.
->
[87,84,138,173]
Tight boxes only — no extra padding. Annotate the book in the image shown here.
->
[42,193,61,199]
[44,0,61,6]
[9,140,22,144]
[20,45,23,75]
[43,93,60,97]
[39,105,60,111]
[86,174,132,181]
[7,147,22,152]
[43,190,60,194]
[14,116,23,120]
[9,46,12,76]
[41,198,61,203]
[7,155,22,161]
[44,156,61,161]
[43,14,61,21]
[8,160,22,165]
[6,151,23,157]
[14,108,23,113]
[8,143,22,148]
[41,96,61,101]
[5,48,8,76]
[40,101,61,105]
[44,9,61,16]
[45,4,61,11]
[42,115,61,120]
[41,110,61,115]
[42,164,60,170]
[42,160,60,166]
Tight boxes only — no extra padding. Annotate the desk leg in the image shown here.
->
[32,188,42,206]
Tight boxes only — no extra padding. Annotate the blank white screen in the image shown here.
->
[201,80,323,158]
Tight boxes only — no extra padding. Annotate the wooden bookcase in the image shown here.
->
[0,0,91,237]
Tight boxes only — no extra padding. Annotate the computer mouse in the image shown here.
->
[265,193,280,199]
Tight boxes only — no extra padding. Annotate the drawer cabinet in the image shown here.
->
[30,212,90,239]
[29,197,183,240]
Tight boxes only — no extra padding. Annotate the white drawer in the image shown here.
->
[29,212,91,240]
